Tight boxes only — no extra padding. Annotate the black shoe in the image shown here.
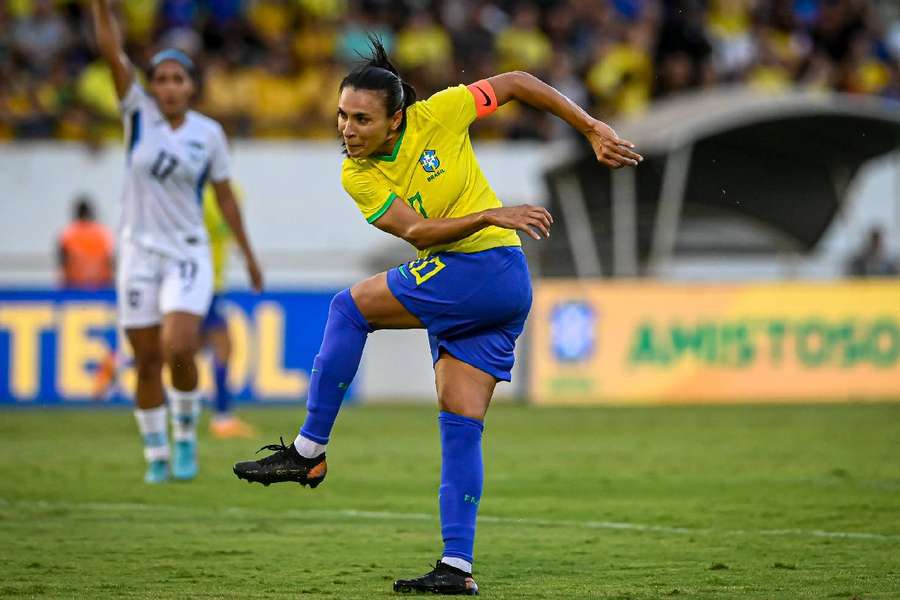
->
[393,561,479,595]
[232,437,327,488]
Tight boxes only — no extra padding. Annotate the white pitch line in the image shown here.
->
[2,498,898,542]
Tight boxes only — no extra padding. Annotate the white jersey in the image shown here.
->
[119,81,231,258]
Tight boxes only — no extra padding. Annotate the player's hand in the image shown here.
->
[484,205,553,241]
[584,119,643,169]
[246,257,264,293]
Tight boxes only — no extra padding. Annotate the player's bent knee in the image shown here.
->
[438,390,490,421]
[349,276,379,316]
[214,332,232,362]
[328,289,372,332]
[438,401,486,421]
[134,355,163,381]
[164,345,199,365]
[161,334,200,365]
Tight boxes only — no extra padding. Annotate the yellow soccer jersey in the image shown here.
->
[203,184,235,292]
[341,84,521,257]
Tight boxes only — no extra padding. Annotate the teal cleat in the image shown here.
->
[172,440,198,481]
[144,460,169,484]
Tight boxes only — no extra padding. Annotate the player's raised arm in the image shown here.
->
[483,71,644,169]
[90,0,133,99]
[211,181,264,293]
[372,194,552,250]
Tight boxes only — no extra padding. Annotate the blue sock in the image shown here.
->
[439,411,484,566]
[213,360,229,416]
[299,289,371,445]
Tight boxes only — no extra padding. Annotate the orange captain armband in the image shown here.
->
[467,80,498,119]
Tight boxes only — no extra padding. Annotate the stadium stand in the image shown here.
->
[0,0,898,143]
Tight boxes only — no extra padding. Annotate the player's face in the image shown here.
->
[337,87,402,158]
[149,61,194,119]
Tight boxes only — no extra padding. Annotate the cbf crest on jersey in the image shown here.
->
[419,149,440,172]
[419,149,446,182]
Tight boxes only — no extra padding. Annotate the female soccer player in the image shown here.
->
[233,40,640,594]
[201,183,258,439]
[91,0,262,483]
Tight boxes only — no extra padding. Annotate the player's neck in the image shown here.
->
[375,128,401,156]
[166,113,187,130]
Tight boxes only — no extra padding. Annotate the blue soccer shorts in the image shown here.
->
[386,246,532,381]
[201,293,227,333]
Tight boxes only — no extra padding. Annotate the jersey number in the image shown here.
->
[178,259,198,288]
[150,151,179,181]
[407,192,428,218]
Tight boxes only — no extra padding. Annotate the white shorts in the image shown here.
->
[116,240,213,329]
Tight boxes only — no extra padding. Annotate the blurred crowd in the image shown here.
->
[2,0,899,143]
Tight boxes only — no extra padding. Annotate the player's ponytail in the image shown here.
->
[340,35,417,126]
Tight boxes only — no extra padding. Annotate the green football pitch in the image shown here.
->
[1,403,898,599]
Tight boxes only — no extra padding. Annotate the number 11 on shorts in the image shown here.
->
[409,256,445,286]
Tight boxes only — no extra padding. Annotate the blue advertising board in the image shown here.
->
[0,289,338,405]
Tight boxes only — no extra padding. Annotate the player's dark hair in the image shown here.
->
[148,48,197,81]
[340,35,417,128]
[74,196,94,221]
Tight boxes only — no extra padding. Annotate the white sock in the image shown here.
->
[441,557,472,574]
[293,433,326,459]
[169,388,201,442]
[134,406,169,462]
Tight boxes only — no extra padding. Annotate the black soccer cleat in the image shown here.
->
[393,561,479,595]
[232,437,327,488]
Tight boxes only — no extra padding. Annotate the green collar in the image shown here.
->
[372,124,406,162]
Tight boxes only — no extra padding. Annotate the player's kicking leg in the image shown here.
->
[233,274,418,486]
[232,288,370,487]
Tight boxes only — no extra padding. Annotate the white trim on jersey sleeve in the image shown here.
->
[120,81,146,115]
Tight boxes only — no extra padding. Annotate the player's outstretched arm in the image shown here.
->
[211,181,264,292]
[90,0,133,99]
[373,197,552,250]
[485,71,643,169]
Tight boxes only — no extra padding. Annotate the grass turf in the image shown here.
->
[0,403,898,599]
